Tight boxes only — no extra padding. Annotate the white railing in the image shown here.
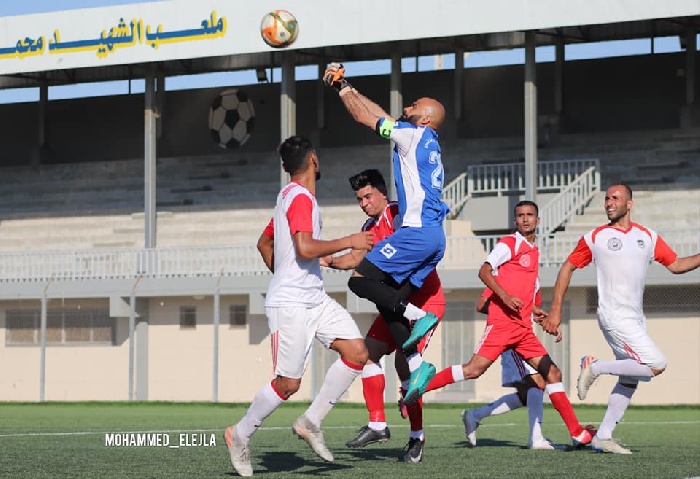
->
[442,172,469,218]
[537,163,601,235]
[467,158,599,196]
[1,228,696,283]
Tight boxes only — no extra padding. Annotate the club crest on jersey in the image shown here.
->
[607,237,623,251]
[380,243,397,258]
[519,254,531,267]
[637,240,645,249]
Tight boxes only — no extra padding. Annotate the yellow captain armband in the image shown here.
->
[376,118,396,139]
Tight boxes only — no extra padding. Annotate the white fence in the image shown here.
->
[537,163,601,235]
[442,158,599,219]
[467,158,599,196]
[0,228,696,283]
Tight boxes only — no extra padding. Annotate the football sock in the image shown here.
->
[545,382,585,437]
[405,392,424,432]
[407,352,423,373]
[591,359,653,380]
[472,392,523,423]
[526,387,545,443]
[304,357,363,427]
[403,302,426,321]
[236,380,285,442]
[361,362,386,423]
[596,382,636,439]
[424,365,464,393]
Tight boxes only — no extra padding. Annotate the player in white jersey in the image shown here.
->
[323,62,449,400]
[224,136,374,477]
[542,183,700,455]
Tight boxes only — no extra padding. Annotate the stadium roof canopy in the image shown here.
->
[0,0,699,89]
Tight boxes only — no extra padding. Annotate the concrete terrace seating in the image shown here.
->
[565,187,700,235]
[0,127,698,253]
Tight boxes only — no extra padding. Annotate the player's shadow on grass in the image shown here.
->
[454,439,518,448]
[343,446,403,462]
[253,451,352,475]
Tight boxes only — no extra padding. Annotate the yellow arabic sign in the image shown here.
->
[0,11,227,60]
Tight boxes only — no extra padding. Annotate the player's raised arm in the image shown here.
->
[323,62,393,129]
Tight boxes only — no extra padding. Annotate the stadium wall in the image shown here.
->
[0,52,692,165]
[0,288,698,404]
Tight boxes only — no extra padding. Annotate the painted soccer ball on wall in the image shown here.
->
[208,89,256,149]
[260,10,298,48]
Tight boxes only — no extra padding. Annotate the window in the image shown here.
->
[229,304,247,327]
[6,308,114,346]
[179,306,197,329]
[586,285,700,314]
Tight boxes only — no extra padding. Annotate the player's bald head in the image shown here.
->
[416,97,445,130]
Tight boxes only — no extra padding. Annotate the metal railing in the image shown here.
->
[442,172,469,217]
[467,158,599,196]
[442,158,599,219]
[1,228,696,283]
[537,163,601,235]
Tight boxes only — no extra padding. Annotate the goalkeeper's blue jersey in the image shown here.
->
[376,118,449,228]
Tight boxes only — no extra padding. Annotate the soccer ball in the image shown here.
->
[208,89,256,149]
[260,10,298,48]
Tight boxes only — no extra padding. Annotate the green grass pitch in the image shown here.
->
[0,402,698,478]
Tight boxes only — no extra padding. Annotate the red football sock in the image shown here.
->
[407,396,423,432]
[362,374,386,422]
[425,367,457,393]
[547,387,584,437]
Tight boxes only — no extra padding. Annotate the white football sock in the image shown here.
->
[451,364,466,382]
[236,381,285,441]
[591,359,653,380]
[403,303,426,321]
[596,382,636,439]
[526,387,545,443]
[473,392,523,422]
[407,352,423,373]
[304,358,362,427]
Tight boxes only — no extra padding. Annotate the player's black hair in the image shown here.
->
[278,136,315,175]
[348,169,388,195]
[514,200,539,216]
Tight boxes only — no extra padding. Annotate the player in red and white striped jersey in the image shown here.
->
[322,169,445,463]
[404,201,595,448]
[224,136,374,476]
[543,183,700,454]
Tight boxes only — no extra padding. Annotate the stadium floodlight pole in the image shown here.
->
[524,31,538,204]
[39,277,52,402]
[280,52,296,186]
[389,45,402,201]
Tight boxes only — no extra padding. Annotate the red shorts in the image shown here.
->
[366,301,445,354]
[474,319,547,362]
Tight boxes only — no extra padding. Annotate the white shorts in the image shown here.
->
[266,295,362,379]
[600,317,667,382]
[501,349,538,387]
